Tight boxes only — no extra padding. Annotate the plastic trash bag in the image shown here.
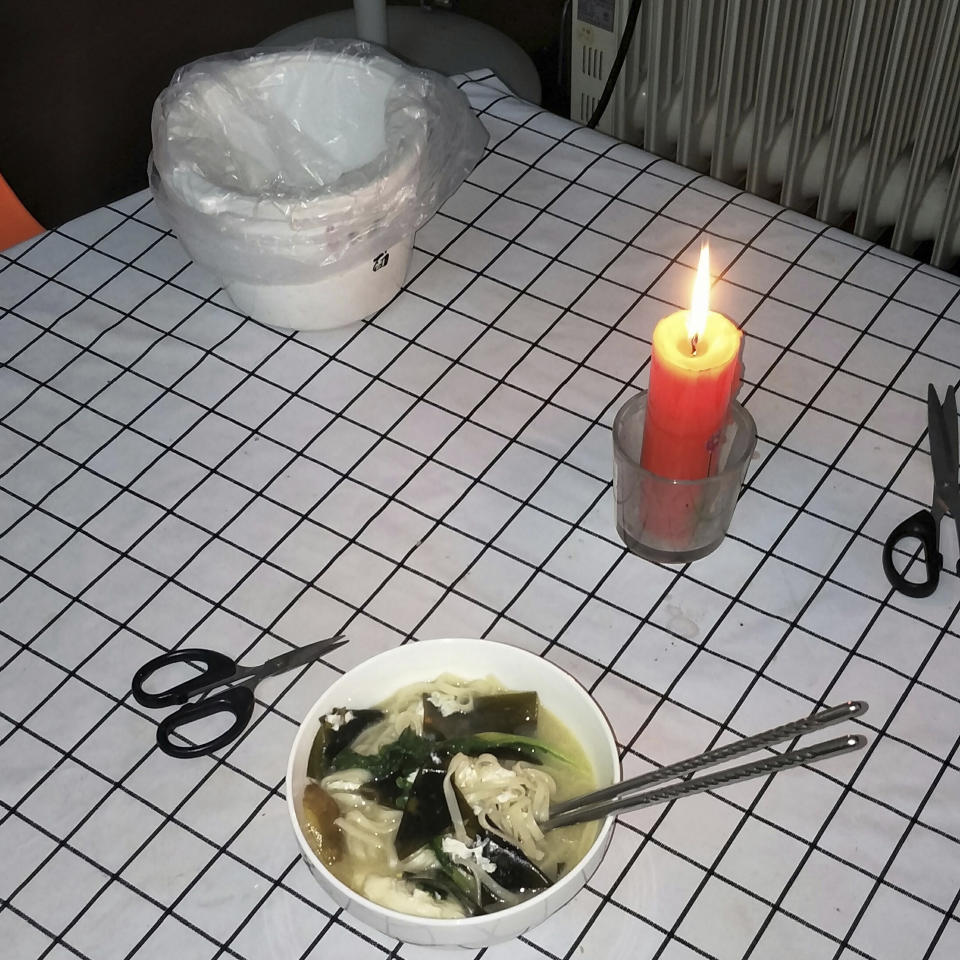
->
[149,40,488,284]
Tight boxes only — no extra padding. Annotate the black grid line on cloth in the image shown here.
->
[7,223,952,676]
[0,77,544,960]
[532,232,887,960]
[3,258,956,696]
[450,99,944,960]
[56,178,958,441]
[0,312,420,956]
[5,73,960,960]
[0,178,476,952]
[7,240,952,605]
[558,268,960,959]
[5,377,959,842]
[0,347,400,958]
[5,312,960,768]
[4,147,959,588]
[553,245,957,960]
[5,249,948,573]
[0,156,948,960]
[0,148,928,772]
[1,154,676,960]
[128,84,678,960]
[3,85,944,428]
[0,371,336,957]
[344,94,952,960]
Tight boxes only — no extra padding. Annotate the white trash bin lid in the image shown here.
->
[150,40,488,286]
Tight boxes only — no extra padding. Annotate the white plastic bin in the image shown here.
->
[150,42,487,331]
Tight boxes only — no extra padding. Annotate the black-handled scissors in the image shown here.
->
[883,383,960,598]
[131,634,348,758]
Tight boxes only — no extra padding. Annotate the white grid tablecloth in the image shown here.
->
[2,71,959,960]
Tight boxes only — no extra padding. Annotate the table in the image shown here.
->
[2,69,959,960]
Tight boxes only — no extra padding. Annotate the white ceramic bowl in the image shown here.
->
[286,638,621,947]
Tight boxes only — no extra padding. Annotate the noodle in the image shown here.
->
[336,807,402,866]
[451,753,555,865]
[442,765,468,843]
[349,674,501,754]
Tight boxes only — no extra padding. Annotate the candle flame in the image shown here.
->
[687,243,711,349]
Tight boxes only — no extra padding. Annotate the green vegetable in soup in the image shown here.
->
[329,727,439,780]
[328,727,574,787]
[430,836,481,906]
[451,731,574,766]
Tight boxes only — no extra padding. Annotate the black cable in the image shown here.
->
[586,0,645,129]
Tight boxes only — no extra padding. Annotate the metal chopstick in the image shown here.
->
[549,700,868,818]
[541,733,867,831]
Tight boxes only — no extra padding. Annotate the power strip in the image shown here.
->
[570,0,624,134]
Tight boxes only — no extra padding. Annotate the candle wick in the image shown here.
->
[690,334,699,356]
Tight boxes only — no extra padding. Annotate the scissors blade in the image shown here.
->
[943,385,958,484]
[928,384,960,513]
[249,634,349,681]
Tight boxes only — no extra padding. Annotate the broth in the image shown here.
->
[298,674,600,918]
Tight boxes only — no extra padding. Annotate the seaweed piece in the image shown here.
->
[475,692,538,736]
[431,829,551,911]
[395,768,449,860]
[422,696,454,738]
[422,692,539,739]
[395,771,481,860]
[306,708,384,779]
[357,773,410,809]
[478,830,550,897]
[300,782,344,867]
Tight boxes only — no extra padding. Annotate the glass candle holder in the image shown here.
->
[612,390,757,563]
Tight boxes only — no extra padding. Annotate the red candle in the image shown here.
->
[641,245,743,480]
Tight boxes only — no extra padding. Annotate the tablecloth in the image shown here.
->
[1,70,959,960]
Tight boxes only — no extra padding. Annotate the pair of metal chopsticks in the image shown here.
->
[541,701,868,831]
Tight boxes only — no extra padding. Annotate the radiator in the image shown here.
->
[571,0,960,270]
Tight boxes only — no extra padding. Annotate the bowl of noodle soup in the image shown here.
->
[286,637,620,946]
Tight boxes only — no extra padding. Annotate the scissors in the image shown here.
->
[131,634,348,758]
[882,383,960,598]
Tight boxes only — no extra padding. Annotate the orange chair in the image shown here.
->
[0,172,44,251]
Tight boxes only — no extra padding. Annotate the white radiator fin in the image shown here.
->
[746,0,809,199]
[677,0,727,172]
[780,0,854,209]
[571,0,960,269]
[855,0,942,240]
[816,0,899,225]
[643,0,685,157]
[893,0,960,248]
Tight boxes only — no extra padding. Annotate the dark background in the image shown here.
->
[1,0,568,228]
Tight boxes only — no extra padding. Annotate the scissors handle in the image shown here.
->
[156,684,255,758]
[131,649,238,709]
[882,509,941,598]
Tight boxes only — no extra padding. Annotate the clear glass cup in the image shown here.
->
[612,391,757,563]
